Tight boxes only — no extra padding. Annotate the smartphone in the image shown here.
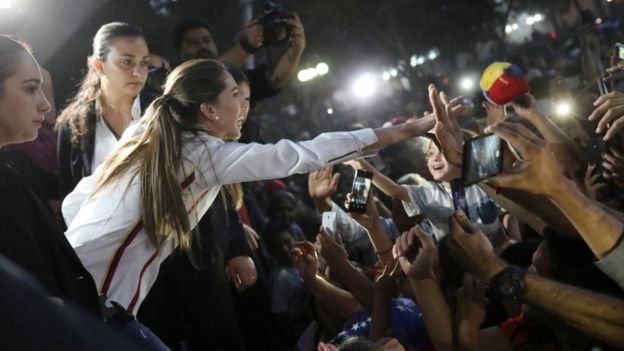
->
[462,134,504,186]
[616,42,624,60]
[587,137,606,173]
[450,179,468,216]
[347,170,373,213]
[598,77,610,96]
[321,212,337,238]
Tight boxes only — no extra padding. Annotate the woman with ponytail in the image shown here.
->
[56,22,149,199]
[62,58,436,316]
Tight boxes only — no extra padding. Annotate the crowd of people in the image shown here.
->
[1,5,624,351]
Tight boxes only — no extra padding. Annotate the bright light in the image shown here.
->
[351,73,377,99]
[410,55,418,67]
[390,68,398,77]
[459,77,475,92]
[526,16,535,25]
[297,68,317,82]
[607,0,613,3]
[428,48,439,60]
[596,17,603,24]
[555,102,572,117]
[533,13,543,22]
[382,71,391,80]
[327,108,334,115]
[505,24,513,33]
[0,0,12,9]
[316,62,329,75]
[416,56,426,65]
[512,23,519,30]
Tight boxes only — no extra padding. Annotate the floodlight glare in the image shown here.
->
[298,68,317,82]
[505,24,513,34]
[382,72,391,81]
[459,77,475,92]
[533,13,543,22]
[327,108,334,115]
[351,73,377,99]
[0,0,12,9]
[390,68,398,77]
[316,62,329,75]
[555,102,572,117]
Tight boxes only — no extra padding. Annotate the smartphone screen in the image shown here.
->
[450,179,469,216]
[617,42,624,60]
[348,170,373,213]
[587,137,606,173]
[462,134,504,186]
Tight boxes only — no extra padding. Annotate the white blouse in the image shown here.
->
[63,126,378,315]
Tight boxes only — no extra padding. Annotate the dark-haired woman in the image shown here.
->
[56,22,149,198]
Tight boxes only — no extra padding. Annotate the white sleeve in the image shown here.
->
[61,172,100,227]
[193,128,378,186]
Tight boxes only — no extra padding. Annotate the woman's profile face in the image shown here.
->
[97,36,150,98]
[210,73,244,140]
[0,54,51,146]
[238,82,251,123]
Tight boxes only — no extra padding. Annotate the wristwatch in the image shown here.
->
[489,265,527,316]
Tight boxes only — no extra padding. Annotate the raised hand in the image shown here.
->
[244,19,264,49]
[292,241,318,283]
[317,228,349,269]
[227,256,257,291]
[429,84,465,166]
[602,148,624,189]
[456,273,488,328]
[392,225,438,281]
[308,166,340,200]
[484,121,565,197]
[588,91,624,141]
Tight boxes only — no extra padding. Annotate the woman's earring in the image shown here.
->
[214,115,220,121]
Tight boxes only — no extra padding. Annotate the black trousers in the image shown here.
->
[137,234,245,351]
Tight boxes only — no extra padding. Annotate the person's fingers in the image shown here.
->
[484,170,528,190]
[604,116,624,141]
[602,160,616,173]
[330,172,341,190]
[413,225,435,249]
[485,122,539,158]
[448,95,465,107]
[596,105,624,134]
[429,84,446,124]
[406,227,415,247]
[603,152,619,166]
[440,91,451,106]
[611,148,624,162]
[389,260,402,277]
[392,242,400,259]
[454,209,476,234]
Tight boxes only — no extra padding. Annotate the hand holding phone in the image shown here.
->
[462,134,504,186]
[321,212,337,238]
[347,170,373,213]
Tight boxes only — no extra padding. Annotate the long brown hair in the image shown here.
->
[94,59,242,249]
[0,35,32,97]
[55,22,144,147]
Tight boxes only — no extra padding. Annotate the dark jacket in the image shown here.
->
[0,156,101,317]
[57,118,96,200]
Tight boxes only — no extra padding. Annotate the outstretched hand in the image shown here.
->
[429,84,465,166]
[293,241,318,283]
[308,166,340,200]
[588,91,624,141]
[392,225,438,281]
[483,121,565,197]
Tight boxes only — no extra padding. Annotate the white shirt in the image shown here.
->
[91,96,142,173]
[63,126,377,315]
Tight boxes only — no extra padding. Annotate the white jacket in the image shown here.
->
[63,127,377,315]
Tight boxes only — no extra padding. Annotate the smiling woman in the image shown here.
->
[56,22,150,199]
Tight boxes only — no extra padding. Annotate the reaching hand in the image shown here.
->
[448,210,503,283]
[584,164,609,200]
[227,256,257,291]
[483,101,507,126]
[484,121,565,197]
[429,84,465,166]
[308,166,340,200]
[343,158,372,171]
[348,192,382,233]
[293,241,318,283]
[456,273,488,328]
[602,148,624,189]
[588,91,624,141]
[285,13,305,52]
[392,225,438,280]
[509,94,545,125]
[317,228,349,268]
[374,261,403,297]
[244,19,264,49]
[243,223,260,252]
